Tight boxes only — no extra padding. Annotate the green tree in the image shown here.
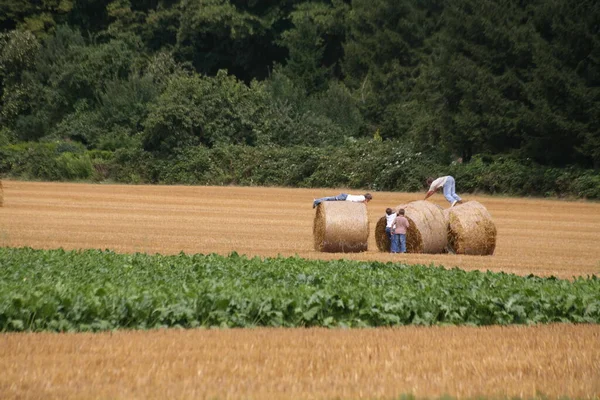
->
[421,0,600,166]
[175,0,290,82]
[418,0,533,161]
[0,30,41,132]
[10,26,140,141]
[342,0,442,139]
[142,70,267,153]
[277,0,349,94]
[524,0,600,167]
[0,0,74,36]
[106,0,180,51]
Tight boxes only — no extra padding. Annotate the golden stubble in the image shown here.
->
[0,325,599,399]
[1,180,599,279]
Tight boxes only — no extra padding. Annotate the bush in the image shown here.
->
[157,146,216,185]
[17,143,61,180]
[0,142,93,180]
[572,174,600,199]
[55,152,93,180]
[110,147,157,183]
[1,140,598,199]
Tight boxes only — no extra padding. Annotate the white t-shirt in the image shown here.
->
[345,194,366,202]
[386,213,397,228]
[428,176,448,192]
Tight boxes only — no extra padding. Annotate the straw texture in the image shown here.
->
[313,201,369,252]
[444,201,497,255]
[375,201,447,253]
[374,216,391,252]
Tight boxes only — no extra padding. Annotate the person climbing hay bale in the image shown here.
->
[313,201,369,253]
[375,201,447,253]
[444,201,497,255]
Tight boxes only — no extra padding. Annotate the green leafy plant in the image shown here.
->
[0,248,598,332]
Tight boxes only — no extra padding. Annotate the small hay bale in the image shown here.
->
[444,201,497,255]
[313,201,369,252]
[375,201,447,253]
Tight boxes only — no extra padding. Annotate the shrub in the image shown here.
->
[55,152,93,180]
[1,140,598,199]
[572,174,600,199]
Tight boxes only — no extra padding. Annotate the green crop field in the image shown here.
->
[1,247,599,332]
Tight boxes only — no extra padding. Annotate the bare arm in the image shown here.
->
[424,190,434,200]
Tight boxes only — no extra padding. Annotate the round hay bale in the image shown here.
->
[374,203,409,252]
[444,201,497,255]
[375,216,390,252]
[313,201,369,253]
[374,201,447,253]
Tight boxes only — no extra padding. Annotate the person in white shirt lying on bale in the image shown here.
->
[424,176,463,207]
[313,193,372,209]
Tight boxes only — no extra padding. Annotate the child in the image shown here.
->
[391,209,410,253]
[385,208,396,247]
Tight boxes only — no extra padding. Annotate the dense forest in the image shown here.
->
[1,0,599,197]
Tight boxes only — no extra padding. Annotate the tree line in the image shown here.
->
[1,0,598,188]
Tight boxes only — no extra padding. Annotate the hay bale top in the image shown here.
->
[444,200,493,224]
[313,201,369,253]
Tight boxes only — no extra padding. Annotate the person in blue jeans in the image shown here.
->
[384,208,396,244]
[424,176,463,207]
[391,208,409,253]
[313,193,372,209]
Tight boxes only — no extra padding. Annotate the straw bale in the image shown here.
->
[444,201,497,255]
[313,201,369,252]
[374,216,390,252]
[375,201,447,253]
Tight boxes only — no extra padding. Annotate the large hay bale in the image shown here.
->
[375,201,447,253]
[313,201,369,252]
[444,201,497,255]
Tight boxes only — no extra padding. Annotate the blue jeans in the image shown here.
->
[391,234,406,253]
[313,193,348,208]
[443,176,462,204]
[385,227,392,242]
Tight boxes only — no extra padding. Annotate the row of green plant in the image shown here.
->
[1,247,598,332]
[1,140,599,199]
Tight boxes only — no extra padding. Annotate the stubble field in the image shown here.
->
[0,180,599,399]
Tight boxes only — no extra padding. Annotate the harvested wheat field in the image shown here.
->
[1,180,600,399]
[0,325,598,399]
[1,180,599,278]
